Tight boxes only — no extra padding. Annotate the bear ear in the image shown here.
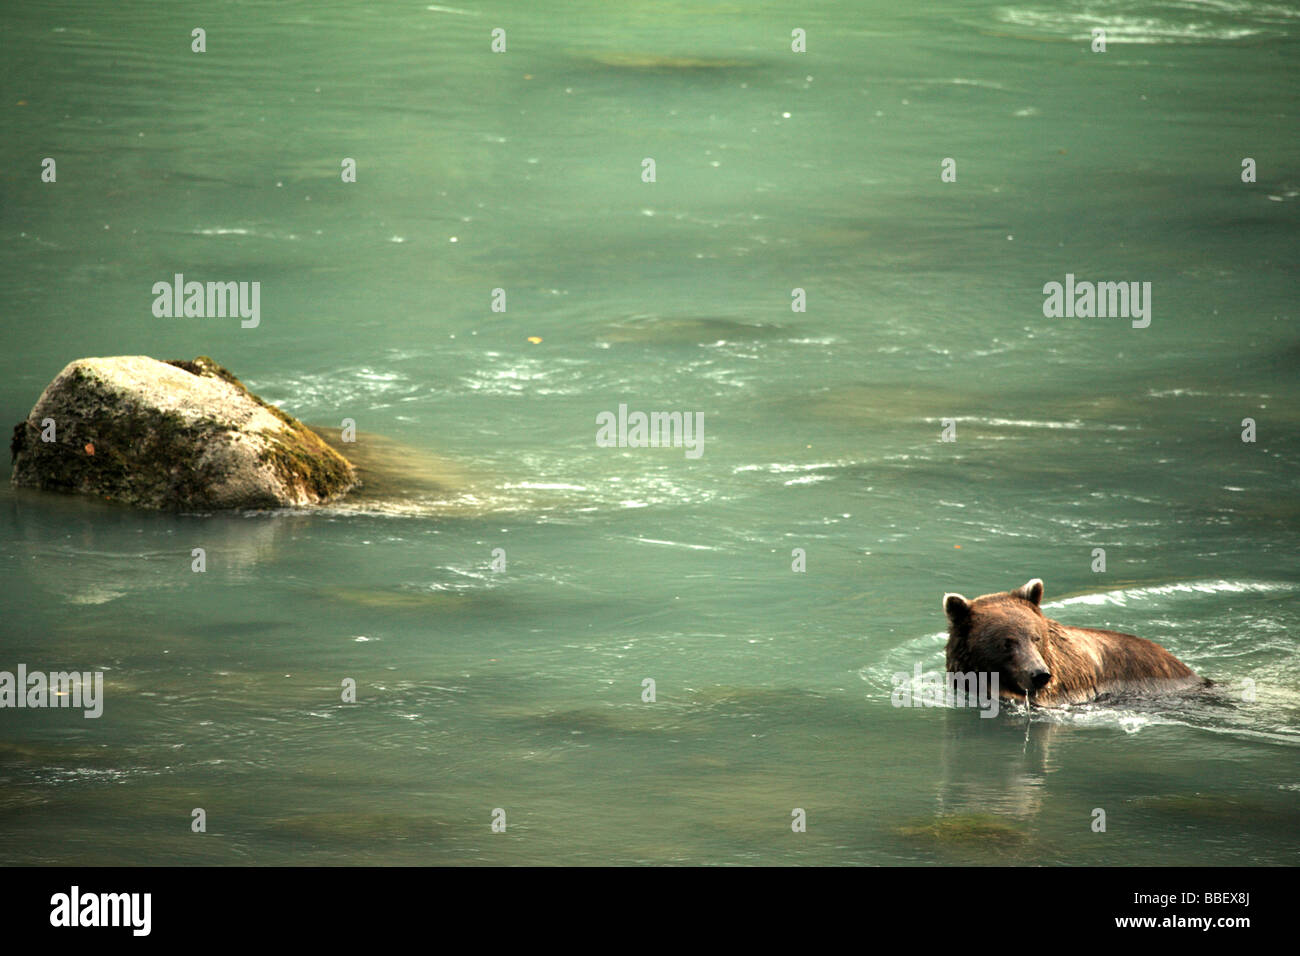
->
[1013,578,1044,606]
[943,592,971,623]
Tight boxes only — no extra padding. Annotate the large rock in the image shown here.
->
[10,356,357,510]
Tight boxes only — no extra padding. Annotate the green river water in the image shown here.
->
[1,0,1298,865]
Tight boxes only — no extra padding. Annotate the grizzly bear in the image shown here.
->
[943,579,1209,706]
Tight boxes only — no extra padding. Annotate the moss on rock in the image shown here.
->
[163,355,356,502]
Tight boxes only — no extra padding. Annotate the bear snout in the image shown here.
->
[1030,669,1052,690]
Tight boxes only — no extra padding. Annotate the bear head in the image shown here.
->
[943,578,1053,698]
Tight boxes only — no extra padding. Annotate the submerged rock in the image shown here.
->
[10,355,356,510]
[311,425,473,502]
[600,316,790,346]
[895,813,1031,847]
[583,52,748,71]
